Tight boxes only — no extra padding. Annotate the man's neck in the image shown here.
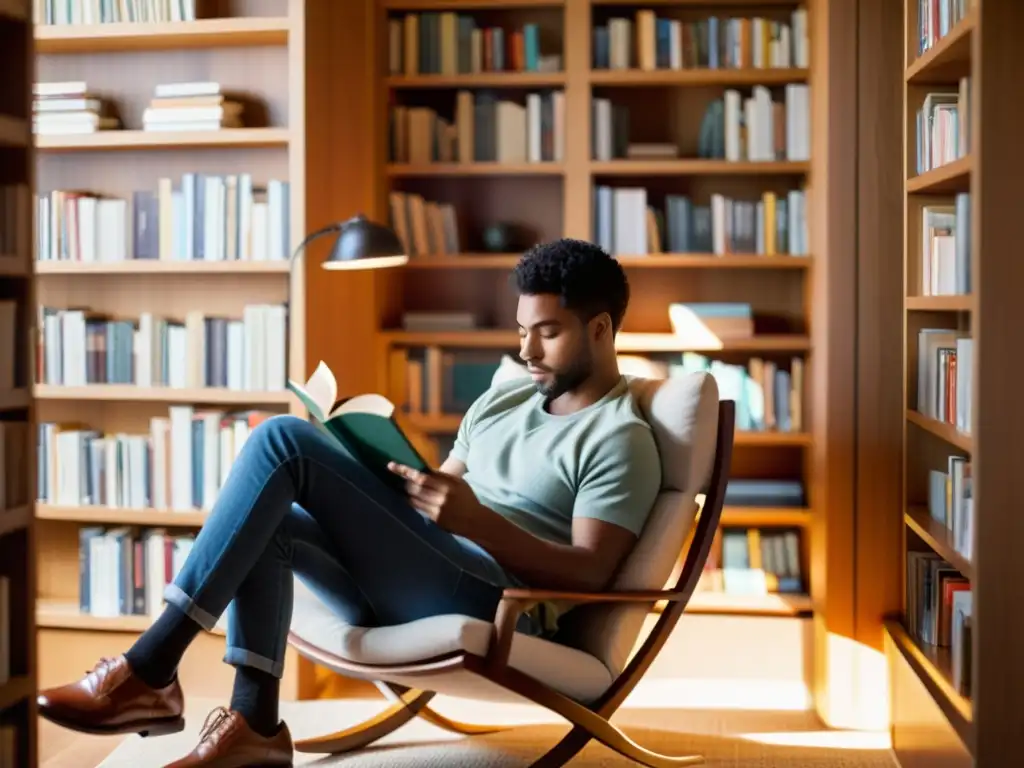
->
[546,366,622,416]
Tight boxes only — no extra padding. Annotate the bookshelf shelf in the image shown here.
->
[591,0,798,5]
[905,506,973,580]
[720,507,811,528]
[387,73,566,88]
[0,257,30,277]
[0,677,33,713]
[0,389,30,412]
[36,127,291,152]
[589,68,809,86]
[0,115,29,147]
[382,0,563,8]
[34,17,291,53]
[685,591,812,617]
[905,295,972,311]
[884,619,973,750]
[35,260,292,275]
[33,385,294,405]
[0,0,26,21]
[386,162,563,177]
[383,330,810,352]
[905,155,972,194]
[404,254,812,269]
[905,10,976,85]
[0,507,31,538]
[36,505,206,528]
[591,160,810,176]
[37,600,225,637]
[905,409,972,453]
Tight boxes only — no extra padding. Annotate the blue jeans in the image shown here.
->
[164,414,536,678]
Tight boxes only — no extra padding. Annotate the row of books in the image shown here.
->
[916,328,972,434]
[916,0,971,58]
[388,192,461,259]
[77,527,214,622]
[593,187,808,257]
[595,10,810,71]
[35,0,196,25]
[387,14,560,76]
[394,345,806,435]
[33,81,248,136]
[698,525,805,597]
[36,175,292,264]
[920,194,971,296]
[39,409,274,513]
[594,85,810,164]
[915,80,971,175]
[37,305,288,392]
[0,422,29,510]
[0,184,28,257]
[676,352,805,434]
[906,551,972,695]
[926,455,973,564]
[389,90,565,165]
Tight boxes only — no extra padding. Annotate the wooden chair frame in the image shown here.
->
[287,401,735,767]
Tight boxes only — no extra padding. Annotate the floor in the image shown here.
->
[41,687,895,767]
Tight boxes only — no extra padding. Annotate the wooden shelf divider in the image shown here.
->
[34,17,291,53]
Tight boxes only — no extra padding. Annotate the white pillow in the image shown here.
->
[490,354,530,387]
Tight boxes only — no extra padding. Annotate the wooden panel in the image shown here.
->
[854,0,905,667]
[807,0,858,729]
[886,626,972,768]
[972,0,1024,759]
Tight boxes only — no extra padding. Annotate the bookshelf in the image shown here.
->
[373,0,816,625]
[0,0,38,764]
[887,0,1024,764]
[31,0,315,706]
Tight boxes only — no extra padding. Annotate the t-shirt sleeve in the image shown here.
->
[572,424,662,536]
[448,390,489,463]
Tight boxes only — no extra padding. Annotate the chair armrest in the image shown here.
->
[484,587,684,673]
[500,587,685,604]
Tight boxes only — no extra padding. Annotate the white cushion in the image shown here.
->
[289,577,612,703]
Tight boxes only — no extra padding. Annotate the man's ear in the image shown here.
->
[591,312,613,341]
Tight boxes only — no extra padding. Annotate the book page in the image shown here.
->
[287,360,337,422]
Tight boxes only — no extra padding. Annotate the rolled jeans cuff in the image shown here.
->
[163,583,219,632]
[223,646,285,679]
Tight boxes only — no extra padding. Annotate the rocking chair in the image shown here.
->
[287,371,733,767]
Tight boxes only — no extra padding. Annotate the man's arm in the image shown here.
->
[452,424,661,593]
[461,512,639,593]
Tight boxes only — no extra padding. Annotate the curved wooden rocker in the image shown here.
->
[287,384,734,768]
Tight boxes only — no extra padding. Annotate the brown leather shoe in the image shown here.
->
[164,707,293,767]
[37,655,184,737]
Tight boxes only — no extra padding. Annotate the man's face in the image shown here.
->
[516,293,594,399]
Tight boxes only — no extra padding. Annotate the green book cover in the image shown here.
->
[288,361,430,483]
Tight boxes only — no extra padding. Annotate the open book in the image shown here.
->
[287,361,430,481]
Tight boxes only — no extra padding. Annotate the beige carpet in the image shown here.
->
[100,696,895,768]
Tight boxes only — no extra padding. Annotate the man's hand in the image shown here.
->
[387,462,483,537]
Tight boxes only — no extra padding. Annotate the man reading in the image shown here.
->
[37,239,661,767]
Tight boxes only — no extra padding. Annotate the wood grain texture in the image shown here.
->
[972,0,1024,760]
[807,0,858,728]
[854,0,904,659]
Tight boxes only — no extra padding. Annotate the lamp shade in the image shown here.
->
[321,214,408,271]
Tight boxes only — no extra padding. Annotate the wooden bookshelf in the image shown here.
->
[30,0,316,708]
[0,0,37,763]
[372,0,816,632]
[888,0,1024,764]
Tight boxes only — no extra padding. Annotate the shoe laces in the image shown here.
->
[199,706,235,743]
[85,657,120,688]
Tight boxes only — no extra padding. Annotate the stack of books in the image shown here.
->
[33,82,118,136]
[142,82,244,133]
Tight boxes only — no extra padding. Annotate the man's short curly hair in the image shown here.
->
[512,239,630,332]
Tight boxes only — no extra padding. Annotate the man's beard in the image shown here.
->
[534,350,593,400]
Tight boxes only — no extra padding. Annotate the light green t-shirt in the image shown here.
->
[450,374,662,558]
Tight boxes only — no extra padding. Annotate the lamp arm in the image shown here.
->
[289,217,358,263]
